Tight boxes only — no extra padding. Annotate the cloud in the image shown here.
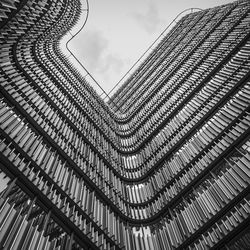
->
[131,3,164,33]
[98,54,124,74]
[71,29,125,90]
[73,30,124,76]
[73,30,108,71]
[96,53,125,89]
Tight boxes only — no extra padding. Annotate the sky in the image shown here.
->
[61,0,235,98]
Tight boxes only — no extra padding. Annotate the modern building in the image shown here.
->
[0,0,250,249]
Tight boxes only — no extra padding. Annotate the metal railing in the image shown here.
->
[105,8,203,104]
[65,0,121,109]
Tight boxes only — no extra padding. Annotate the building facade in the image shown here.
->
[0,0,250,249]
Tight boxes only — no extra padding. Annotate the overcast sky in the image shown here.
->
[61,0,235,98]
